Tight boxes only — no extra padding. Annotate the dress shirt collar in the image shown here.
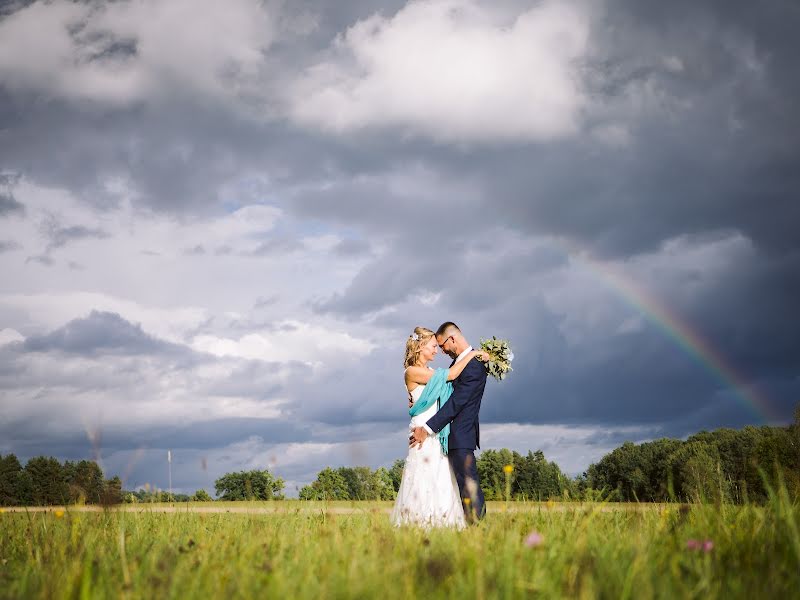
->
[454,346,473,364]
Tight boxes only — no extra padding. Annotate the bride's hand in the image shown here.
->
[477,350,490,362]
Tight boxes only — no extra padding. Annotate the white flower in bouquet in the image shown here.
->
[479,337,514,381]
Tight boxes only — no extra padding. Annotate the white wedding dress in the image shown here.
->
[390,375,466,529]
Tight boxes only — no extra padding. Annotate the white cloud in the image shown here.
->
[0,328,24,346]
[662,55,684,73]
[289,0,591,142]
[0,0,275,106]
[590,123,632,147]
[192,319,376,364]
[0,345,291,438]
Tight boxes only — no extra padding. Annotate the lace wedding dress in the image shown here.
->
[390,377,466,529]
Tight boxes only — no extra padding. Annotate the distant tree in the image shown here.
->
[0,453,23,506]
[297,485,315,500]
[667,442,726,502]
[299,467,349,500]
[192,489,213,501]
[25,456,68,505]
[15,469,34,505]
[790,402,800,494]
[214,469,284,501]
[338,467,362,500]
[103,476,123,505]
[753,426,800,497]
[477,449,516,500]
[339,466,396,500]
[64,460,105,504]
[476,449,572,501]
[300,466,396,501]
[372,467,397,500]
[587,439,683,502]
[643,438,689,501]
[123,488,193,503]
[521,450,571,500]
[388,459,405,492]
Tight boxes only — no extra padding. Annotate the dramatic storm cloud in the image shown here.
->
[0,0,798,496]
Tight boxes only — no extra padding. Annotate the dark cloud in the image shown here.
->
[0,191,24,217]
[0,240,20,252]
[332,238,371,257]
[4,417,310,458]
[24,254,54,267]
[249,236,305,256]
[183,244,206,256]
[42,220,109,251]
[254,294,279,308]
[0,0,798,493]
[22,311,185,357]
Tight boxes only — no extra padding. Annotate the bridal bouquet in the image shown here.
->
[480,337,514,381]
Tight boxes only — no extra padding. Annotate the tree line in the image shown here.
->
[0,455,286,506]
[298,466,396,500]
[581,417,800,503]
[2,406,797,505]
[295,450,573,501]
[0,455,123,506]
[122,469,286,503]
[297,409,799,503]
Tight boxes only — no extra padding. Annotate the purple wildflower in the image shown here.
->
[525,531,543,548]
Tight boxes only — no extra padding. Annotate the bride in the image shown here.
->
[390,326,488,528]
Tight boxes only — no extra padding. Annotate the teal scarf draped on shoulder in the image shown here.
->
[408,368,452,455]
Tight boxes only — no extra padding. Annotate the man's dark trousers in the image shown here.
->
[449,448,486,523]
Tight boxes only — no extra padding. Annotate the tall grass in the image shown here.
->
[1,483,797,599]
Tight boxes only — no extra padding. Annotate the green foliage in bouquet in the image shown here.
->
[480,337,514,381]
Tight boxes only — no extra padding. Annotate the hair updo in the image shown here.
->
[403,326,435,368]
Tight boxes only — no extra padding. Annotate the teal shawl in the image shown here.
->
[408,368,452,455]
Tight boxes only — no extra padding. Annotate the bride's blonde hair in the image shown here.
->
[403,326,435,368]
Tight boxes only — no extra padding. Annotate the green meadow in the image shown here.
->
[2,490,798,599]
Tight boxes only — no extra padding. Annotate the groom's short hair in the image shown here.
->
[436,322,460,337]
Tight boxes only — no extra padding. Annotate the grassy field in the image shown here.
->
[1,493,798,599]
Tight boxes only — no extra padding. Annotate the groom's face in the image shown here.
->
[437,333,457,359]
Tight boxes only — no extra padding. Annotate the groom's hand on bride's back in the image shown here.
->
[409,426,429,449]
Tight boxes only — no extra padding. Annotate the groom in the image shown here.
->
[410,322,487,523]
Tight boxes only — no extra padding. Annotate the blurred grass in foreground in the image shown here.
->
[1,483,797,599]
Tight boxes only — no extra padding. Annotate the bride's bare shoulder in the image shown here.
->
[404,365,428,388]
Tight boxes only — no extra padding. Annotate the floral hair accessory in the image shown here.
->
[410,333,419,341]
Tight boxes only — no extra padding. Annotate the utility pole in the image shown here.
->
[168,449,173,503]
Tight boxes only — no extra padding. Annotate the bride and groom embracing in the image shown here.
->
[391,322,490,529]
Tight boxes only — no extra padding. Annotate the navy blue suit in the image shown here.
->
[426,355,487,522]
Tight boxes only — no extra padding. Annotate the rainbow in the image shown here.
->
[561,242,775,423]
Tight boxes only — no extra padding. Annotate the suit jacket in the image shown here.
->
[425,356,487,450]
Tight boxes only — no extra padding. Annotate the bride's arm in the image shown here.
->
[444,350,488,381]
[405,366,436,386]
[405,350,489,386]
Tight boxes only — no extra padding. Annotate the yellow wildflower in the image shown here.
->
[54,509,65,518]
[503,464,514,474]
